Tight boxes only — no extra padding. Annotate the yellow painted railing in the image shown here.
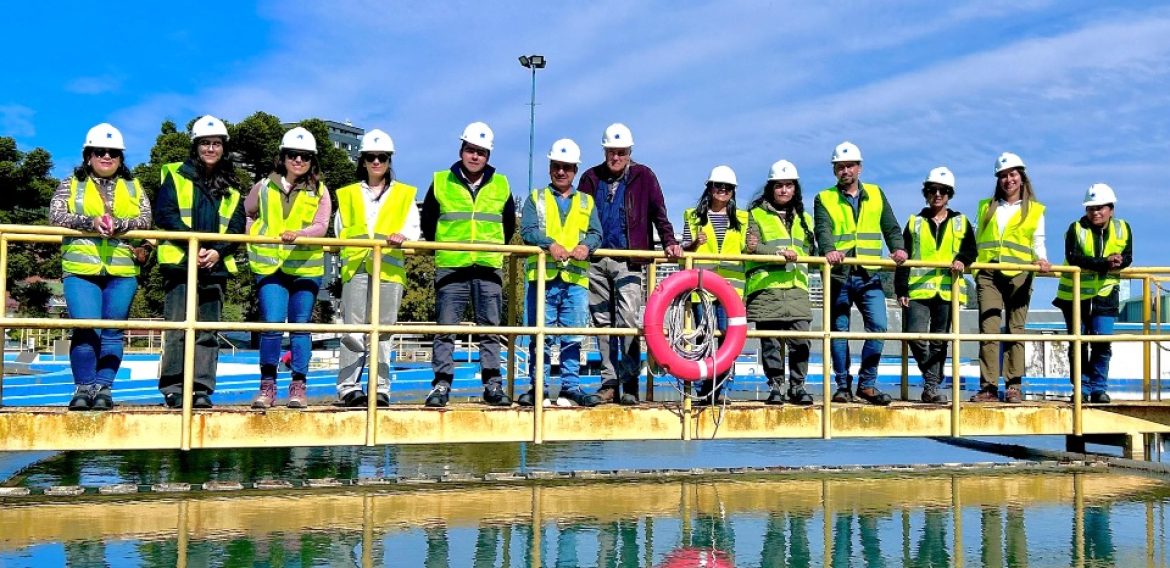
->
[2,223,1170,449]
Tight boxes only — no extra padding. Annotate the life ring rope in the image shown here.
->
[644,269,748,383]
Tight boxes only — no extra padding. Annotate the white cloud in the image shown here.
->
[65,75,122,95]
[0,105,35,137]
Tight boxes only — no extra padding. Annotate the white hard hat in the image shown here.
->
[831,141,862,163]
[706,165,737,186]
[547,138,581,164]
[601,123,634,149]
[191,115,229,141]
[460,121,494,151]
[1083,183,1117,207]
[995,152,1026,175]
[924,166,955,188]
[360,129,395,153]
[83,123,125,150]
[280,127,317,153]
[768,160,800,181]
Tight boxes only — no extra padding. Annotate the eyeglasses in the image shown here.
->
[462,146,489,157]
[1085,204,1110,212]
[90,148,123,159]
[285,150,314,162]
[550,162,577,172]
[606,148,630,158]
[711,183,735,193]
[364,153,390,164]
[198,139,224,148]
[923,187,952,197]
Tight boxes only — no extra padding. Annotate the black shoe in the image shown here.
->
[91,386,114,411]
[921,386,948,403]
[619,382,640,406]
[192,393,213,409]
[787,386,815,406]
[558,388,602,407]
[483,383,513,406]
[69,385,95,411]
[341,390,368,408]
[376,393,390,407]
[1090,391,1111,404]
[425,383,451,407]
[163,392,182,409]
[765,389,786,405]
[856,387,892,406]
[517,390,552,407]
[831,388,855,403]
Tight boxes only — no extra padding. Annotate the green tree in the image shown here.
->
[0,136,61,314]
[231,111,284,182]
[400,253,436,321]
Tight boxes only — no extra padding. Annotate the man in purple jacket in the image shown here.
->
[578,123,682,404]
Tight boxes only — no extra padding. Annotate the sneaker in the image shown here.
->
[619,382,640,406]
[856,387,892,406]
[1003,386,1023,404]
[921,385,948,403]
[831,388,855,403]
[517,390,552,407]
[483,383,513,406]
[288,380,308,409]
[91,386,114,411]
[252,379,277,409]
[425,383,451,407]
[558,388,602,408]
[765,389,786,405]
[340,390,368,408]
[595,384,617,404]
[69,385,95,411]
[970,388,1000,403]
[787,386,815,406]
[1089,391,1111,404]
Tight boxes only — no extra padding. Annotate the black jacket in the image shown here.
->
[154,159,247,279]
[420,162,516,243]
[894,208,977,298]
[1052,216,1133,316]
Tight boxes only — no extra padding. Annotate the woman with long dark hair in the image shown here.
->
[50,123,152,410]
[743,160,815,405]
[154,115,246,408]
[245,126,333,409]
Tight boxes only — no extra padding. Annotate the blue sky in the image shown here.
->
[6,1,1169,301]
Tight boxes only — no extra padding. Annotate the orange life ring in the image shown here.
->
[644,269,748,382]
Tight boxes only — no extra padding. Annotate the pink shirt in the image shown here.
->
[244,175,332,237]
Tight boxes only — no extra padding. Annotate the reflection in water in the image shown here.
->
[1,472,1168,567]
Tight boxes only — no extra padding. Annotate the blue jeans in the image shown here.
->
[256,272,321,378]
[830,273,888,389]
[1058,304,1115,394]
[64,274,138,386]
[527,278,588,391]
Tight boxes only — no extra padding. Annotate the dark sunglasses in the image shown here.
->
[90,148,123,159]
[551,162,577,172]
[284,150,314,162]
[462,146,489,157]
[711,183,735,193]
[364,153,391,164]
[923,186,952,197]
[1085,204,1110,212]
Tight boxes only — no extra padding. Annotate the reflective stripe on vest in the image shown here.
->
[1056,218,1130,301]
[155,162,241,273]
[524,188,593,288]
[975,198,1046,277]
[247,180,326,277]
[817,183,886,270]
[336,181,418,284]
[745,207,813,294]
[433,170,511,269]
[61,177,143,277]
[906,213,969,303]
[684,207,748,297]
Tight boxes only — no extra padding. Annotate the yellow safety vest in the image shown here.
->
[247,179,326,277]
[61,177,143,277]
[155,162,241,273]
[906,213,969,303]
[684,207,749,297]
[432,170,511,269]
[335,181,418,284]
[745,207,813,294]
[975,198,1046,277]
[817,183,887,270]
[1056,218,1130,301]
[524,188,593,287]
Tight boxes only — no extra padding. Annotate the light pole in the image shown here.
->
[519,54,546,194]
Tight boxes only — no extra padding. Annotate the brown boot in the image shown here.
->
[1003,386,1023,403]
[969,388,999,403]
[252,379,277,409]
[288,379,308,409]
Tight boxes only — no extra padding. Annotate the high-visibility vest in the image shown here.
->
[1056,218,1130,301]
[975,198,1046,277]
[524,187,593,288]
[61,177,143,277]
[335,181,418,284]
[906,213,969,303]
[432,170,511,269]
[745,207,813,294]
[817,183,887,270]
[155,162,241,273]
[684,207,749,297]
[247,179,326,277]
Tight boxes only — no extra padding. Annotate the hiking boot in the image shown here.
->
[252,379,278,409]
[89,385,113,411]
[765,388,786,405]
[831,388,855,403]
[483,383,513,406]
[970,388,1000,403]
[856,387,893,406]
[69,385,96,411]
[558,388,602,408]
[1089,391,1111,404]
[517,389,552,407]
[288,380,308,409]
[425,382,451,407]
[1003,386,1023,404]
[595,384,618,404]
[192,393,213,409]
[787,386,815,406]
[375,393,390,407]
[921,385,948,403]
[340,390,368,408]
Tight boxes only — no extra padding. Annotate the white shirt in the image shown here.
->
[333,181,421,240]
[994,199,1047,260]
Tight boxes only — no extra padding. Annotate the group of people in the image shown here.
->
[50,118,1132,411]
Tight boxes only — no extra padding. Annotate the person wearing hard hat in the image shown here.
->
[893,167,976,404]
[814,142,907,405]
[743,160,816,406]
[971,152,1051,403]
[154,115,247,409]
[578,123,682,405]
[1052,184,1132,404]
[419,121,517,407]
[244,125,333,409]
[49,123,153,410]
[332,129,421,408]
[518,139,604,408]
[680,165,749,405]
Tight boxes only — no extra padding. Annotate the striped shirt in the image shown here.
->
[682,210,729,248]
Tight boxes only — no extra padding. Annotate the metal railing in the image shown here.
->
[2,223,1170,449]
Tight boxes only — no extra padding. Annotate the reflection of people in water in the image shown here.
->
[1079,505,1115,564]
[912,508,950,567]
[980,506,1029,567]
[832,512,888,567]
[760,511,812,567]
[473,525,500,568]
[424,524,449,568]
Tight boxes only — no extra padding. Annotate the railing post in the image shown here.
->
[533,252,547,444]
[1072,269,1083,437]
[1143,276,1152,401]
[821,261,833,440]
[645,261,658,402]
[951,275,963,437]
[365,245,383,447]
[180,236,200,451]
[0,234,7,406]
[505,255,520,400]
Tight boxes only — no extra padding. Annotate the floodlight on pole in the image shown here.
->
[519,54,547,196]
